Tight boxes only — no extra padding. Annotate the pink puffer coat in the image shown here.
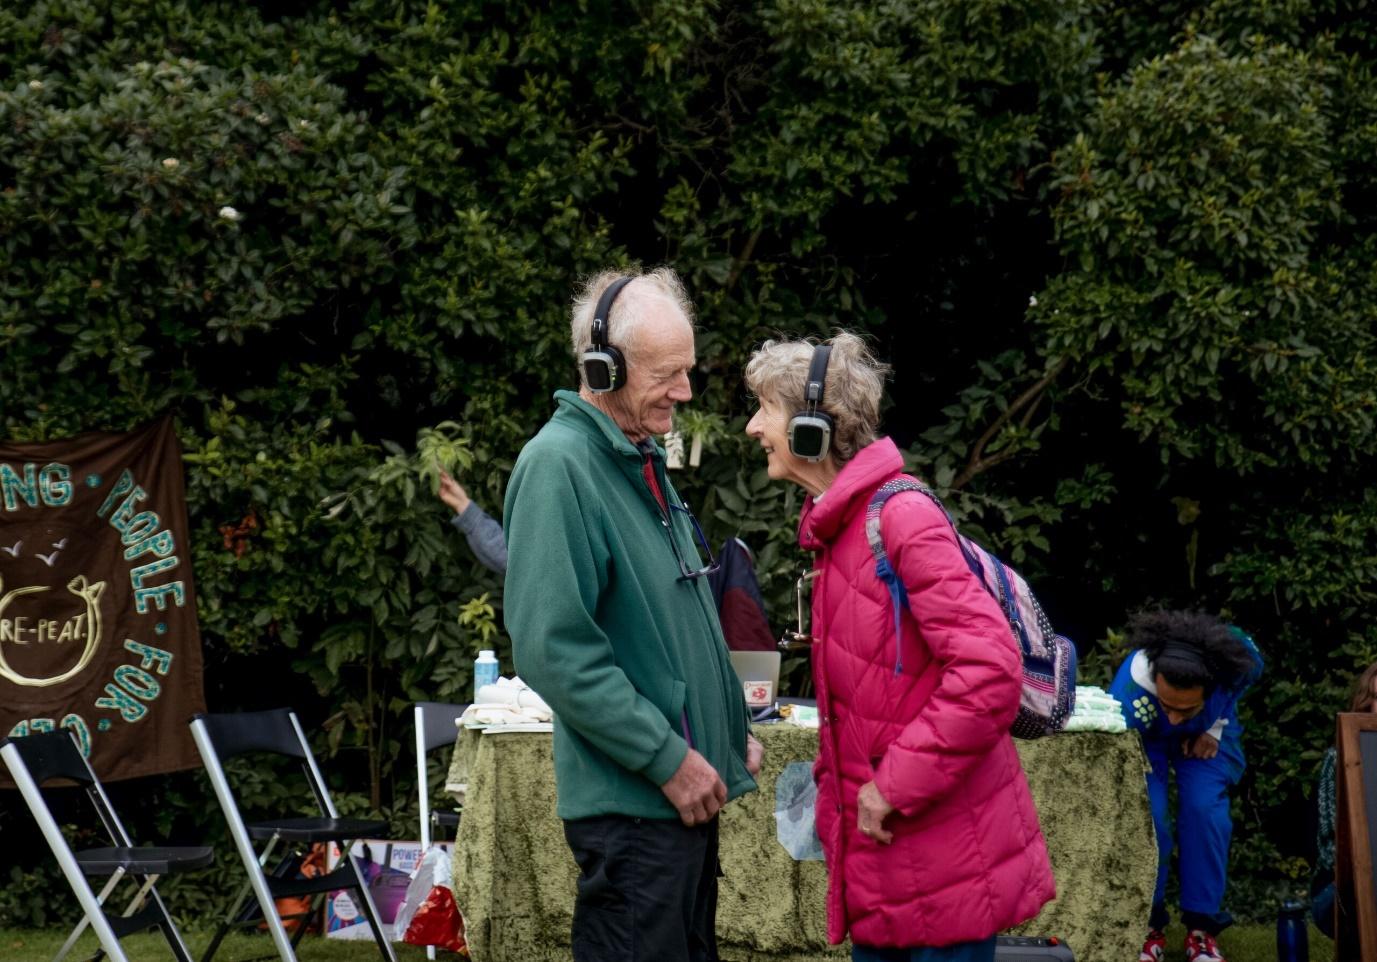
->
[801,437,1055,948]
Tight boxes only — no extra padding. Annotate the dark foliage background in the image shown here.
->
[3,0,1375,923]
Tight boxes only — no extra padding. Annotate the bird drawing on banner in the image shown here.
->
[36,551,60,567]
[1,541,21,558]
[52,538,68,550]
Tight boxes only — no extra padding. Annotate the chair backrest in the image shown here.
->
[1,729,96,786]
[0,730,131,843]
[415,702,467,852]
[190,709,334,820]
[416,702,467,754]
[192,708,307,761]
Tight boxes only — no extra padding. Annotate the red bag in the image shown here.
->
[395,844,467,954]
[403,883,467,955]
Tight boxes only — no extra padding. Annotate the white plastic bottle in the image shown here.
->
[473,649,499,698]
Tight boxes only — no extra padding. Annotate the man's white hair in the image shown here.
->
[569,267,695,385]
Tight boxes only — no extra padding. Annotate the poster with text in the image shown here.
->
[0,417,206,782]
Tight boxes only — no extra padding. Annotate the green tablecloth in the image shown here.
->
[447,724,1155,962]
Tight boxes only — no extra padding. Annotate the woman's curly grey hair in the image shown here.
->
[569,267,695,384]
[743,331,889,463]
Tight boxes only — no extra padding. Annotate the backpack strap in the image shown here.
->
[864,481,919,675]
[984,547,1033,657]
[866,478,1034,674]
[865,479,980,675]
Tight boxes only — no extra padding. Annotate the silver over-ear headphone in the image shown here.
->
[580,277,633,393]
[787,344,834,461]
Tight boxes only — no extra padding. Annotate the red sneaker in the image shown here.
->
[1138,929,1166,962]
[1185,929,1227,962]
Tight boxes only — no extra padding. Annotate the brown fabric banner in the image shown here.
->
[0,417,206,782]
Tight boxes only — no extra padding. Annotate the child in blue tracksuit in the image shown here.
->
[1109,611,1263,962]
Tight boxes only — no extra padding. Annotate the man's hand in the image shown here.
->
[1184,732,1220,759]
[857,781,895,845]
[438,470,471,515]
[661,748,728,826]
[745,733,764,777]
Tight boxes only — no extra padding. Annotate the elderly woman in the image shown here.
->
[744,332,1054,962]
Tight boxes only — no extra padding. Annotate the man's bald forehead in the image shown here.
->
[622,288,693,356]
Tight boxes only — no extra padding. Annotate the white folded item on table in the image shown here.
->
[1073,685,1122,712]
[1065,712,1126,732]
[465,705,553,726]
[460,676,553,729]
[1063,711,1127,733]
[476,677,551,714]
[1062,685,1127,732]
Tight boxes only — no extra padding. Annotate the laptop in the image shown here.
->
[729,651,782,709]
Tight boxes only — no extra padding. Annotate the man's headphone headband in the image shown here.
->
[580,277,634,393]
[788,343,834,462]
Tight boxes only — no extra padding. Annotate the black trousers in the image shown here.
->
[562,814,720,962]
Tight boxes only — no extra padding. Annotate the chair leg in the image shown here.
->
[84,874,156,962]
[146,887,195,962]
[424,815,440,962]
[199,862,263,962]
[343,848,398,962]
[286,886,323,954]
[422,820,456,962]
[253,842,307,957]
[197,916,232,962]
[200,838,296,962]
[191,721,302,962]
[65,873,189,962]
[52,870,124,962]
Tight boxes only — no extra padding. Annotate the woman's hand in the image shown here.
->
[857,781,895,844]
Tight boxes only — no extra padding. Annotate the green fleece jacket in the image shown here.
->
[503,390,755,820]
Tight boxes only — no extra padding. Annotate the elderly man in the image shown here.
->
[503,267,762,962]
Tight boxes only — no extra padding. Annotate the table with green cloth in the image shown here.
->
[447,723,1155,962]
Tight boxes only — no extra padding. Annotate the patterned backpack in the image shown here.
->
[865,478,1077,739]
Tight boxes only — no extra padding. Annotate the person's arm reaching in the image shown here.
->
[440,470,508,574]
[451,503,507,574]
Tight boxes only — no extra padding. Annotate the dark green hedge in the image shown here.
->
[3,0,1375,924]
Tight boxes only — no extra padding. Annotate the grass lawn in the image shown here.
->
[0,927,440,961]
[0,922,1337,961]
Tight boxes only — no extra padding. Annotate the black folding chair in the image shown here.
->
[412,702,467,961]
[189,709,396,962]
[0,730,212,962]
[414,701,468,843]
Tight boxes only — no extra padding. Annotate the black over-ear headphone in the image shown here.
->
[788,343,834,462]
[580,277,634,393]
